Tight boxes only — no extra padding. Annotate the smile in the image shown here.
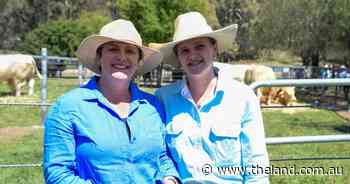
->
[111,64,129,70]
[188,59,203,67]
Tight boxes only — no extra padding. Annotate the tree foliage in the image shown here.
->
[116,0,218,43]
[0,0,37,49]
[2,0,216,52]
[0,0,107,50]
[214,0,261,59]
[20,12,111,56]
[3,0,350,65]
[251,0,350,65]
[117,0,162,43]
[156,0,218,42]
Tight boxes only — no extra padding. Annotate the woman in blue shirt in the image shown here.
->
[43,19,179,184]
[153,12,269,183]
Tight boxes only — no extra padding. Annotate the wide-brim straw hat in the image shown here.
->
[76,19,162,75]
[149,11,238,67]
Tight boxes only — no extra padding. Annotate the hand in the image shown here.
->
[163,176,179,184]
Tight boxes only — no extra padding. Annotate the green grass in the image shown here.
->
[0,130,44,184]
[0,79,349,183]
[0,78,78,183]
[0,78,79,128]
[0,107,41,128]
[263,109,349,137]
[264,109,350,183]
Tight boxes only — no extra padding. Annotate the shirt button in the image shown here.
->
[130,137,136,143]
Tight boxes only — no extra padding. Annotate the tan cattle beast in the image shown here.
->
[0,54,42,96]
[244,64,296,105]
[213,62,296,106]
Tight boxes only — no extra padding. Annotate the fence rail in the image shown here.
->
[250,78,350,146]
[0,102,52,106]
[2,57,350,169]
[266,134,350,145]
[250,78,350,89]
[0,164,41,168]
[33,55,78,65]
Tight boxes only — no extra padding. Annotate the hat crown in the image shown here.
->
[100,19,142,47]
[173,12,213,42]
[76,19,162,75]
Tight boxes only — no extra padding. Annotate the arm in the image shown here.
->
[159,122,180,183]
[43,102,93,184]
[154,90,180,183]
[240,89,270,183]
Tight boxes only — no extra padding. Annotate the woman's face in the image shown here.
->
[98,41,140,81]
[175,37,216,77]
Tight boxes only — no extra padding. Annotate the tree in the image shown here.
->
[116,0,218,43]
[250,0,350,67]
[0,0,38,50]
[117,0,162,43]
[214,0,261,60]
[156,0,218,42]
[20,12,111,56]
[331,0,350,63]
[0,0,108,51]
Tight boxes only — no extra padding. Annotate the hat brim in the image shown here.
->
[76,35,162,75]
[150,24,238,67]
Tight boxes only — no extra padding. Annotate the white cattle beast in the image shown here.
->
[213,62,297,106]
[0,54,41,96]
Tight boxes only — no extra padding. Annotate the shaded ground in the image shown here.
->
[262,86,350,124]
[295,86,349,109]
[337,111,350,120]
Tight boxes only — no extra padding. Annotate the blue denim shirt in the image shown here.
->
[155,69,269,183]
[43,76,178,184]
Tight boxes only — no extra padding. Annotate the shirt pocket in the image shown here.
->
[209,123,241,163]
[165,115,197,147]
[165,128,185,147]
[165,128,188,162]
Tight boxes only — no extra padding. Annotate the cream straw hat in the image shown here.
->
[149,12,237,67]
[76,19,162,75]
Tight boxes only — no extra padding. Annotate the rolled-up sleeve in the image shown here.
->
[43,102,92,184]
[240,89,270,183]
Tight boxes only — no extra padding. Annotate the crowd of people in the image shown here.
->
[319,63,350,100]
[319,63,350,79]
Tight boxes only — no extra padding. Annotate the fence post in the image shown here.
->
[78,63,84,86]
[41,48,48,124]
[156,63,163,87]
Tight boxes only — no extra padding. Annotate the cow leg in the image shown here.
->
[16,80,27,97]
[256,88,263,104]
[8,79,22,97]
[28,78,35,96]
[7,79,16,96]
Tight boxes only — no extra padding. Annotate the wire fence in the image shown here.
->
[1,50,350,169]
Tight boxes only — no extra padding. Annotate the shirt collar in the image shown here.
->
[81,76,146,108]
[179,66,221,103]
[180,80,192,100]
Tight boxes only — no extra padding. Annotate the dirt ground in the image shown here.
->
[336,111,350,121]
